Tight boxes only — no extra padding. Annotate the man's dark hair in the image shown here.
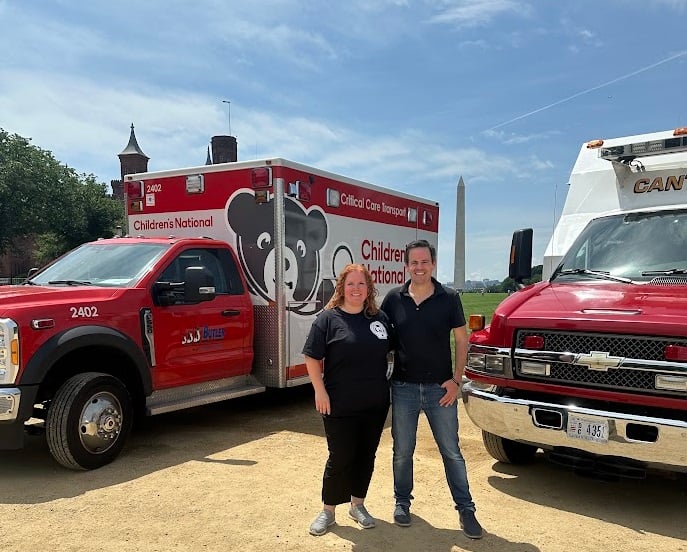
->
[404,239,436,264]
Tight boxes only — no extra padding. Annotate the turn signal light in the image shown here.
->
[10,339,18,366]
[468,314,485,331]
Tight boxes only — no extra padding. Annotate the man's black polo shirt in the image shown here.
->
[380,277,466,384]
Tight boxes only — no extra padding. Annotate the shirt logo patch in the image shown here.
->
[370,321,388,339]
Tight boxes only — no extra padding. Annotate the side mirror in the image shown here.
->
[509,228,533,287]
[184,266,216,303]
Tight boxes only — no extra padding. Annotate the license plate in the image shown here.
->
[566,416,609,443]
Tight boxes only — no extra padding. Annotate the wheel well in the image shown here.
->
[35,345,146,418]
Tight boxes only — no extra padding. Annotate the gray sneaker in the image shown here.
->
[393,504,411,527]
[348,503,376,529]
[309,510,335,536]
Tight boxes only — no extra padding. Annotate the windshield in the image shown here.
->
[552,209,687,283]
[29,242,170,287]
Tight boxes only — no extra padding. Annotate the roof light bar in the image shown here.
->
[598,128,687,162]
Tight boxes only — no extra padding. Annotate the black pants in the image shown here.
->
[321,406,389,506]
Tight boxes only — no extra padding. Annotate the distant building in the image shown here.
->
[464,278,501,291]
[1,124,239,277]
[111,124,149,202]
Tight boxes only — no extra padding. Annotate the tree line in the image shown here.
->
[492,264,543,293]
[0,129,124,273]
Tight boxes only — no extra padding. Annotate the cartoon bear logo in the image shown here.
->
[227,190,331,314]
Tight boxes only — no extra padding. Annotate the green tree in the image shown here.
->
[0,129,123,265]
[499,264,543,292]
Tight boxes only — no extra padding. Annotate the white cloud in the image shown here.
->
[427,0,532,27]
[484,128,562,145]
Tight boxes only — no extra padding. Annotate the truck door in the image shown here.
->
[150,247,251,388]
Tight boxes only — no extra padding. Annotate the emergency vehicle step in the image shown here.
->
[146,376,266,416]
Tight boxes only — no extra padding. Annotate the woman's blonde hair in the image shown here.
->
[325,263,379,316]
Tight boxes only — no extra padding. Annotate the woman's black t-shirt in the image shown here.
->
[302,307,391,417]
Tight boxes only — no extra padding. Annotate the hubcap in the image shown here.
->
[78,391,123,454]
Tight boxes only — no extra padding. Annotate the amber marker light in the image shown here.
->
[468,314,485,331]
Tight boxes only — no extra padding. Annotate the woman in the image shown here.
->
[303,263,392,536]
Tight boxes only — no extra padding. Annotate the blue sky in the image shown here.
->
[1,0,686,282]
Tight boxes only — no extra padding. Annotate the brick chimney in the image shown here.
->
[211,135,238,164]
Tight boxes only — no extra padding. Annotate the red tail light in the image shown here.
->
[251,168,271,189]
[126,181,144,199]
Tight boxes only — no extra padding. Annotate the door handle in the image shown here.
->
[222,309,241,317]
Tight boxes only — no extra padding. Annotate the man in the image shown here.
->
[380,239,482,539]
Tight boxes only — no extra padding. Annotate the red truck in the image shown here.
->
[463,128,687,478]
[0,158,438,469]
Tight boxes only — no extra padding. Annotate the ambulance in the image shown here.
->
[0,158,438,469]
[464,128,687,477]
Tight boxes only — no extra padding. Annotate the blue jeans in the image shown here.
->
[391,380,475,512]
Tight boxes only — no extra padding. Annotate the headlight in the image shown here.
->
[0,318,19,385]
[468,352,486,370]
[468,352,511,375]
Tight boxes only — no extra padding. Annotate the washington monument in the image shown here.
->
[453,176,465,289]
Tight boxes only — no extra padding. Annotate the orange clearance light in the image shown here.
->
[523,335,545,350]
[586,139,604,149]
[673,127,687,137]
[664,345,687,361]
[10,339,19,365]
[468,314,485,331]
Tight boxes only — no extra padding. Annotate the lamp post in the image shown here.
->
[222,100,231,135]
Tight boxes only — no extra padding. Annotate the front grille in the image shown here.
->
[647,276,687,286]
[515,330,687,395]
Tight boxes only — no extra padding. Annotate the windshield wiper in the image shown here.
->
[554,268,633,284]
[641,268,687,276]
[47,280,94,286]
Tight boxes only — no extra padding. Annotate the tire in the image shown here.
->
[482,430,538,464]
[46,372,133,470]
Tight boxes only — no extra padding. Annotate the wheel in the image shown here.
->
[482,430,538,464]
[46,372,133,470]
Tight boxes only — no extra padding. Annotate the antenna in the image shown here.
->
[222,100,231,135]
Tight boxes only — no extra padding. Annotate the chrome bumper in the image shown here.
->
[0,388,20,421]
[461,381,687,471]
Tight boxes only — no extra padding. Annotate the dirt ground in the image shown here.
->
[1,386,686,552]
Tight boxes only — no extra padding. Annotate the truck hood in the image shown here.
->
[0,285,121,313]
[500,281,687,336]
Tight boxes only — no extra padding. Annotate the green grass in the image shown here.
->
[460,292,507,326]
[451,292,507,361]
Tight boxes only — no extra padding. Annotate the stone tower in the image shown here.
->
[111,124,149,201]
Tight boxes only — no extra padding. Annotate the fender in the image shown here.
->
[20,325,153,395]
